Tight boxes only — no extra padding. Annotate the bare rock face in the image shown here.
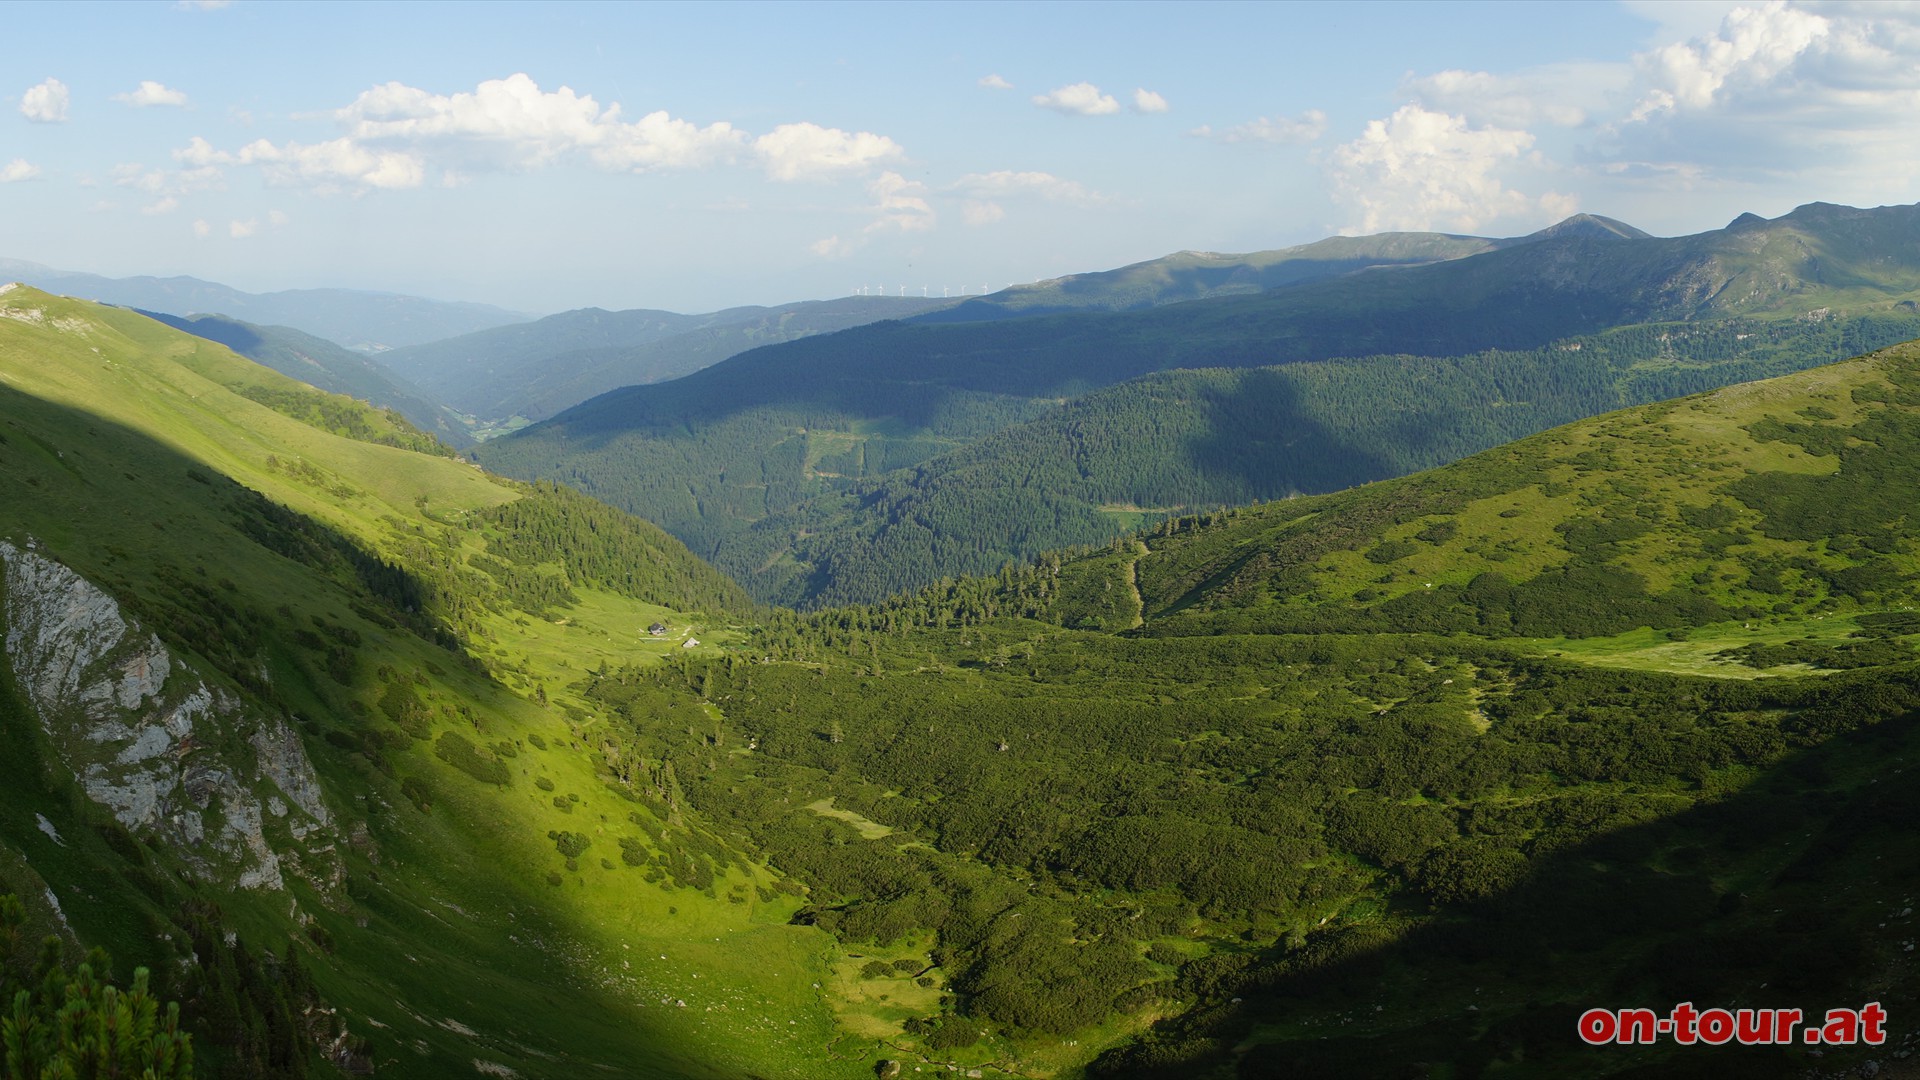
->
[1,538,339,892]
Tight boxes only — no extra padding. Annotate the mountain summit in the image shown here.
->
[1514,213,1652,243]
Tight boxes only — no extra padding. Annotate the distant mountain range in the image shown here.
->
[376,295,952,422]
[916,213,1649,323]
[0,258,534,350]
[478,201,1920,606]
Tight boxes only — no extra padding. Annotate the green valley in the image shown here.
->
[8,281,1920,1077]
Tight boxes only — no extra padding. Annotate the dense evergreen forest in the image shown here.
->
[484,311,1920,608]
[541,340,1920,1074]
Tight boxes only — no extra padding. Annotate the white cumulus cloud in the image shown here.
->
[1596,2,1920,191]
[177,134,425,192]
[754,122,904,181]
[191,219,210,237]
[1402,66,1618,129]
[864,171,934,233]
[331,74,747,173]
[0,159,41,183]
[1132,88,1170,114]
[951,170,1106,205]
[1032,82,1120,116]
[114,81,189,108]
[20,78,70,123]
[113,161,225,214]
[947,170,1108,228]
[808,172,937,258]
[978,74,1013,90]
[1328,104,1574,234]
[1189,109,1327,144]
[810,235,855,259]
[229,219,257,238]
[177,73,909,196]
[962,200,1006,227]
[1627,2,1830,122]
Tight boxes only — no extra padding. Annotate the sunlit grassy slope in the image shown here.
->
[0,286,871,1079]
[1123,338,1920,675]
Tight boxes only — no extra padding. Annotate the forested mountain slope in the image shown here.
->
[610,339,1920,1076]
[379,295,949,423]
[482,201,1920,606]
[718,315,1920,605]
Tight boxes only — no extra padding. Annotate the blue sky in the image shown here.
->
[3,0,1917,316]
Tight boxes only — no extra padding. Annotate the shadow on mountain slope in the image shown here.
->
[1095,670,1920,1079]
[0,385,746,1078]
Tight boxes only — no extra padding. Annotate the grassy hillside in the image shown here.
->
[0,286,873,1080]
[1122,338,1920,650]
[380,296,949,424]
[137,310,474,448]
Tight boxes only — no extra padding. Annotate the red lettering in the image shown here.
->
[1670,1002,1699,1045]
[1578,1008,1617,1045]
[1821,1009,1858,1045]
[1575,1003,1880,1047]
[1861,1002,1887,1045]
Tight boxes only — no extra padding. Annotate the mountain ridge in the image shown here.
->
[377,294,953,423]
[0,259,536,350]
[132,308,476,447]
[481,200,1920,606]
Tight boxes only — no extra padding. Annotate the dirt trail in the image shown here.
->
[1124,539,1147,629]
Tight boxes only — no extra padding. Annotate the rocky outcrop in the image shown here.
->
[1,538,338,891]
